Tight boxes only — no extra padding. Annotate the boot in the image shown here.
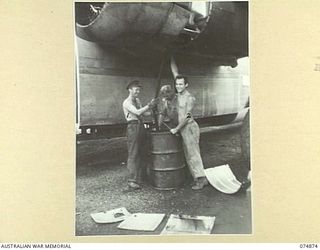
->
[191,177,207,190]
[202,176,209,186]
[238,179,251,193]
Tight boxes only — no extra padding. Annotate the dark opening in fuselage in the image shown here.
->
[75,2,105,25]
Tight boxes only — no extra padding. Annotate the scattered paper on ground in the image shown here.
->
[205,164,241,194]
[90,207,130,224]
[161,214,216,234]
[117,213,165,231]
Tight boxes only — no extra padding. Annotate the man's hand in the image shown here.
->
[148,98,159,109]
[170,128,178,135]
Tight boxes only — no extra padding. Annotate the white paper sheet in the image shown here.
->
[117,213,165,231]
[90,207,130,224]
[205,164,242,194]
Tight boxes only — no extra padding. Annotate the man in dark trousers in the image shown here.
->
[122,80,157,189]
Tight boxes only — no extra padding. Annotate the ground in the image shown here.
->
[76,124,251,236]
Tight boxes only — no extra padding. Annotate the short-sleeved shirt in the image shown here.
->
[123,97,142,121]
[177,90,195,124]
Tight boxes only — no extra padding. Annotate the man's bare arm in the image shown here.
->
[124,98,158,117]
[170,116,191,134]
[170,97,195,134]
[123,102,150,116]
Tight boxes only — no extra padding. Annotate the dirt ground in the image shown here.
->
[76,125,251,236]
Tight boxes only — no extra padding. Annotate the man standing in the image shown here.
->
[169,57,208,190]
[158,85,179,130]
[122,80,157,189]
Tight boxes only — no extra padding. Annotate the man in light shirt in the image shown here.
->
[122,80,157,189]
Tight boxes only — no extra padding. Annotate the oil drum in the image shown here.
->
[148,131,187,190]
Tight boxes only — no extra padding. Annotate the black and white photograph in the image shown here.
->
[75,1,251,236]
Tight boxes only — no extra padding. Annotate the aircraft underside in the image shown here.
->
[75,2,249,137]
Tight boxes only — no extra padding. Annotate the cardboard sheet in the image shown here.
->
[161,214,216,235]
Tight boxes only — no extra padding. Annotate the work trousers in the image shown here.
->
[126,121,147,184]
[180,120,206,179]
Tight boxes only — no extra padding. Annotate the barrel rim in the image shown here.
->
[150,150,184,154]
[148,131,181,136]
[149,165,186,171]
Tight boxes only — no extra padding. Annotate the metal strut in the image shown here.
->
[153,51,168,131]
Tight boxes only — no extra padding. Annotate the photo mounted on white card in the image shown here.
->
[74,1,251,236]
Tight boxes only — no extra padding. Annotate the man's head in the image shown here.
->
[127,80,142,98]
[175,75,188,93]
[160,85,175,100]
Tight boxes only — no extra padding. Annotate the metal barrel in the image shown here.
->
[148,131,187,190]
